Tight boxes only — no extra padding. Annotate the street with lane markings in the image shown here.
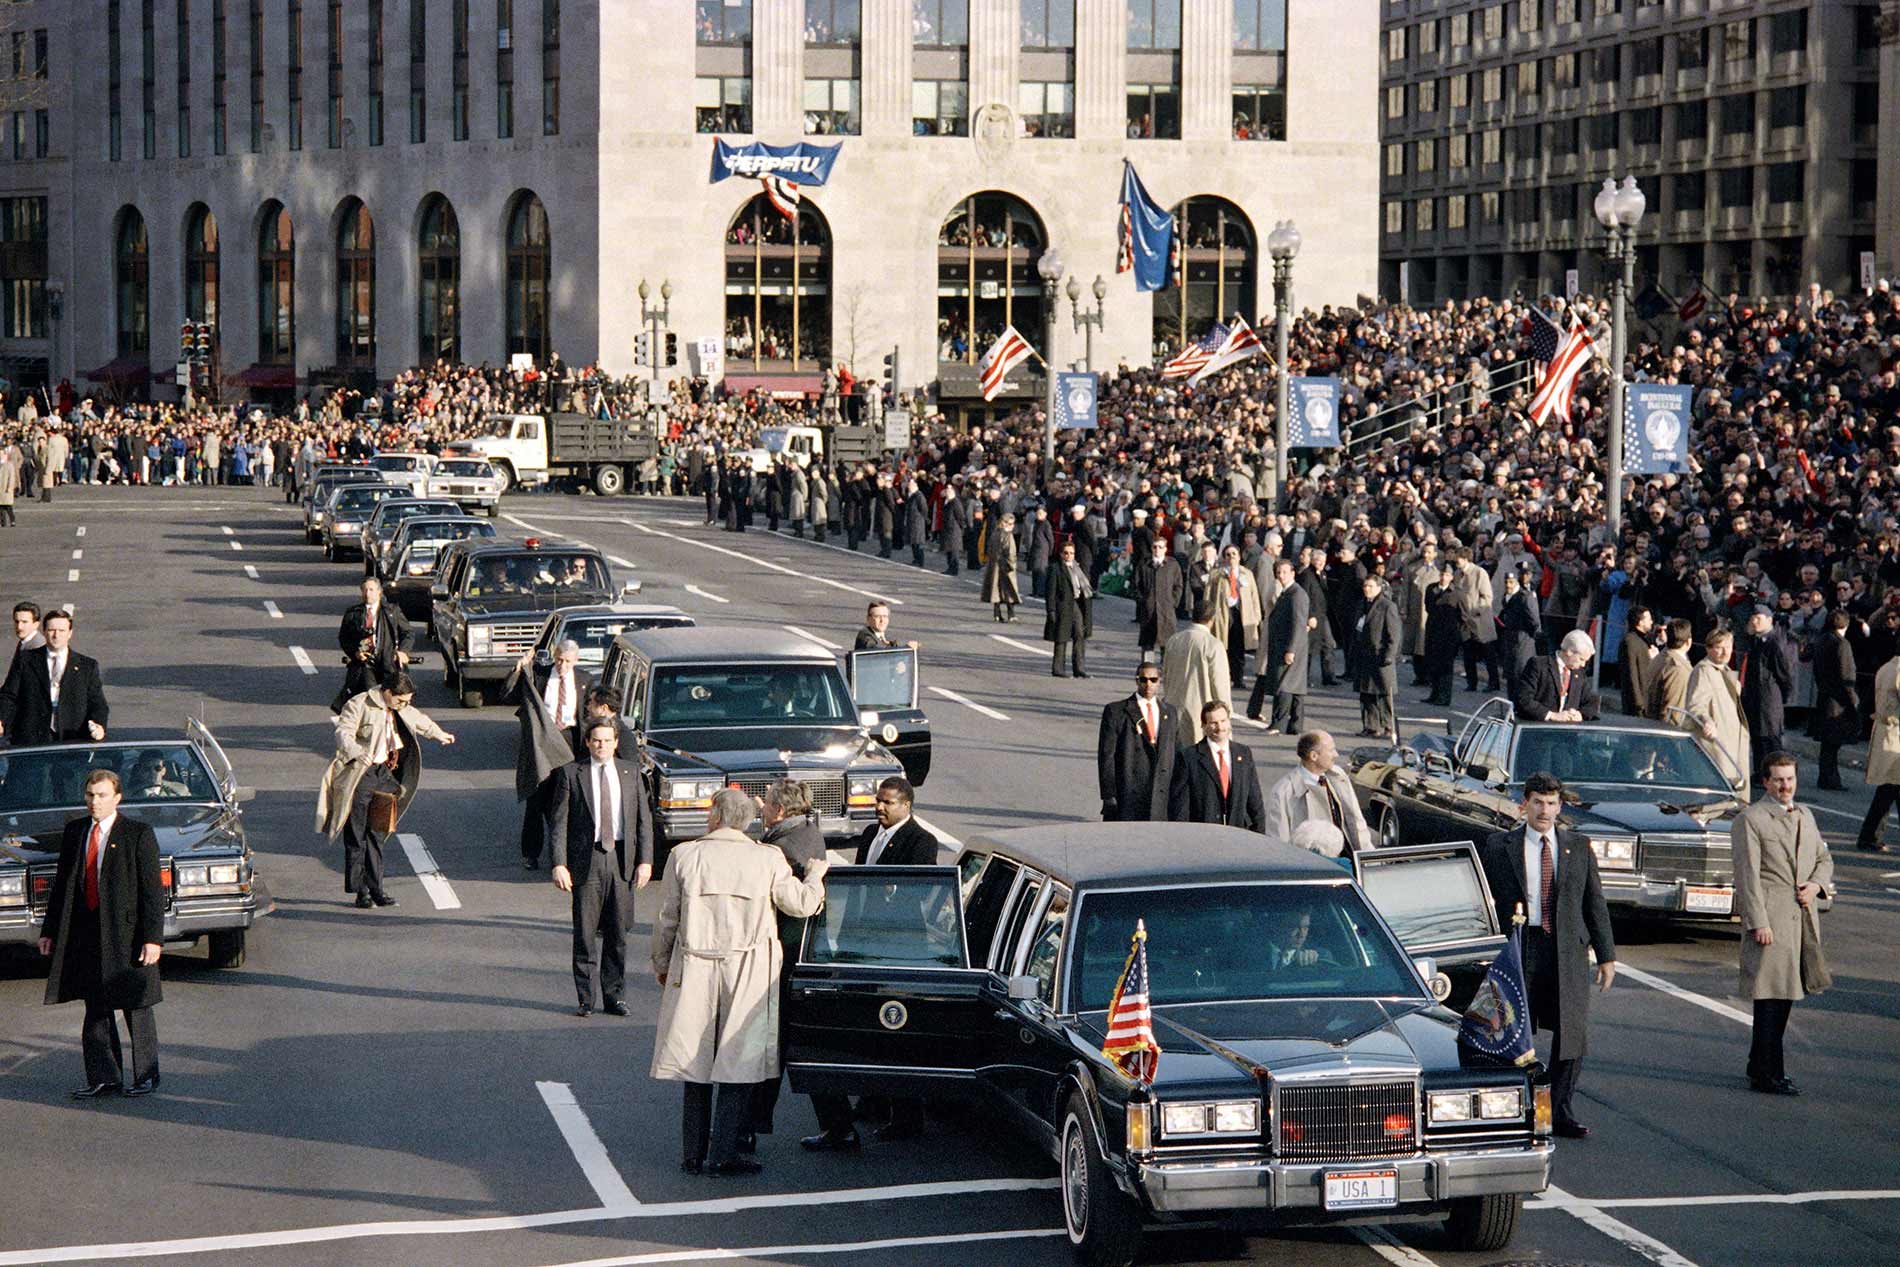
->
[1,484,1897,1267]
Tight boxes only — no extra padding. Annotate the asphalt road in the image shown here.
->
[1,484,1897,1267]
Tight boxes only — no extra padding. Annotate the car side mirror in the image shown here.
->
[859,709,881,729]
[1421,750,1451,775]
[1467,763,1493,784]
[1006,974,1040,1002]
[1413,957,1452,1003]
[234,786,257,803]
[621,580,643,596]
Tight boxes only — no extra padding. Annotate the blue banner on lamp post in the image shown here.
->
[1286,377,1341,448]
[1624,382,1692,474]
[1053,372,1099,430]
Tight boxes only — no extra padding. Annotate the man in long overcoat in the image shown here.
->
[1857,651,1900,853]
[1134,538,1183,661]
[1161,599,1231,747]
[1348,575,1402,740]
[316,675,456,907]
[1452,548,1499,693]
[1249,559,1308,732]
[1400,541,1439,683]
[1043,539,1093,678]
[1733,753,1833,1095]
[1738,607,1793,778]
[650,789,828,1176]
[1097,664,1178,821]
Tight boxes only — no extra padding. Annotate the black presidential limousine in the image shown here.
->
[783,824,1549,1266]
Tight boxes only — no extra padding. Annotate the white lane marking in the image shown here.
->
[763,524,984,589]
[1542,1184,1700,1267]
[928,685,1010,722]
[624,519,902,605]
[243,565,260,580]
[289,646,318,675]
[1617,962,1752,1026]
[0,1178,1059,1264]
[1237,715,1270,730]
[221,526,235,535]
[684,584,729,605]
[394,833,462,911]
[1353,1225,1443,1267]
[503,513,556,537]
[783,624,842,650]
[71,548,82,560]
[663,518,696,527]
[60,602,73,615]
[66,569,79,582]
[989,633,1044,656]
[1530,1188,1900,1211]
[74,526,85,537]
[608,555,637,570]
[529,1228,1064,1267]
[1810,805,1863,824]
[263,601,283,620]
[535,1080,638,1209]
[229,540,244,552]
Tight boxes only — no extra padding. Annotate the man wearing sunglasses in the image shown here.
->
[1097,664,1179,821]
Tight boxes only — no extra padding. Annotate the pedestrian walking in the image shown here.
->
[1043,539,1093,678]
[1249,558,1308,731]
[1400,542,1439,685]
[652,788,828,1177]
[1264,730,1372,857]
[549,719,654,1017]
[36,769,165,1100]
[1733,753,1833,1096]
[1161,599,1231,747]
[1452,548,1500,693]
[1649,618,1695,724]
[1811,610,1858,792]
[938,481,968,576]
[982,511,1021,622]
[1210,545,1263,689]
[903,479,929,567]
[1348,574,1401,740]
[334,577,412,710]
[0,444,18,527]
[506,643,592,869]
[1097,664,1178,822]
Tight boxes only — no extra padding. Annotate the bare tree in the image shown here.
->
[837,283,870,376]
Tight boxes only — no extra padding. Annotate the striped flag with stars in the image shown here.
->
[1527,316,1595,427]
[1101,920,1160,1083]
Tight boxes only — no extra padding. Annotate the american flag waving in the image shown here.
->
[1525,305,1564,364]
[1102,919,1161,1083]
[760,175,801,223]
[1527,315,1595,427]
[1160,323,1230,380]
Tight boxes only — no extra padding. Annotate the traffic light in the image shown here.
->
[195,325,213,359]
[635,331,651,366]
[179,322,195,360]
[664,332,678,367]
[881,345,900,395]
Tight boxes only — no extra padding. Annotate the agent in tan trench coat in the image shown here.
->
[651,788,828,1175]
[1680,629,1751,798]
[315,676,455,905]
[1733,753,1833,1095]
[1856,653,1900,852]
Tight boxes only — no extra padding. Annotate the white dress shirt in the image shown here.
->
[1520,823,1558,927]
[865,817,906,864]
[591,759,620,848]
[543,668,579,729]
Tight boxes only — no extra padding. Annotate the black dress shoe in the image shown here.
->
[523,857,540,870]
[705,1158,763,1177]
[354,893,375,909]
[1553,1118,1591,1139]
[680,1159,704,1175]
[1074,671,1091,679]
[1857,842,1892,854]
[70,1082,121,1100]
[370,892,399,907]
[124,1073,162,1097]
[603,999,631,1017]
[1749,1075,1800,1096]
[871,1121,923,1143]
[574,1003,593,1018]
[736,1131,757,1155]
[799,1129,861,1152]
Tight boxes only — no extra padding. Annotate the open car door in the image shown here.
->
[1354,842,1505,1010]
[846,647,932,786]
[784,865,1000,1102]
[186,716,240,803]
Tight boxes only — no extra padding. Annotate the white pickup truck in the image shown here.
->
[445,412,663,496]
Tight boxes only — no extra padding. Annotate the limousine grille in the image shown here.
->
[729,773,846,818]
[480,622,545,656]
[1275,1078,1419,1161]
[1639,834,1733,886]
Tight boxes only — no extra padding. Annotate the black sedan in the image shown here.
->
[1350,698,1748,923]
[784,824,1546,1266]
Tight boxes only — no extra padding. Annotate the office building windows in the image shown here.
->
[913,81,969,136]
[1019,81,1073,138]
[249,0,263,152]
[213,0,228,154]
[141,0,155,158]
[541,0,559,134]
[696,77,752,134]
[177,0,191,156]
[409,0,425,142]
[1020,0,1074,46]
[452,0,469,141]
[1128,0,1181,49]
[1127,84,1180,139]
[116,206,149,356]
[495,0,512,138]
[287,0,303,150]
[367,0,383,144]
[327,0,343,146]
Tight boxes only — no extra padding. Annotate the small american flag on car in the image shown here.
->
[1102,920,1160,1083]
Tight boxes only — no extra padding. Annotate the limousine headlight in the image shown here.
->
[1160,1099,1259,1137]
[662,779,720,810]
[0,873,24,905]
[1430,1087,1525,1124]
[847,776,878,809]
[1586,836,1636,869]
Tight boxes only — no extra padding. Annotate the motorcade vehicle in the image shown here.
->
[783,824,1545,1266]
[445,412,664,496]
[424,456,506,516]
[359,498,466,579]
[530,603,691,674]
[737,422,883,473]
[302,467,380,542]
[367,451,437,497]
[1349,697,1755,923]
[381,517,498,616]
[321,483,404,561]
[0,720,269,969]
[599,627,927,856]
[433,539,638,706]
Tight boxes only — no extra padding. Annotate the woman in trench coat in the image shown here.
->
[982,511,1021,622]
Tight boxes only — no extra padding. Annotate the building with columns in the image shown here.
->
[0,0,1378,413]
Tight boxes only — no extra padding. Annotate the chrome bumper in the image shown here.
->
[0,888,267,945]
[1133,1143,1551,1214]
[659,808,875,845]
[1599,874,1736,919]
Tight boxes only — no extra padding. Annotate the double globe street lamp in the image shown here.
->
[1266,219,1302,498]
[1038,247,1065,469]
[1593,175,1647,545]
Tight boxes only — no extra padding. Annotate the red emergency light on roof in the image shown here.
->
[524,537,541,549]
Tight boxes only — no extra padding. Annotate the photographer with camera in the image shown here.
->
[333,577,412,714]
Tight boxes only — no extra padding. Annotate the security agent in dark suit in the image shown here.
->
[1097,664,1179,821]
[0,608,108,746]
[1477,773,1617,1139]
[803,776,936,1152]
[37,769,164,1099]
[1168,701,1268,834]
[335,577,413,711]
[1738,606,1793,778]
[852,600,920,653]
[1513,630,1601,723]
[548,718,655,1017]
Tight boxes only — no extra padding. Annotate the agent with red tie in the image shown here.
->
[333,577,412,712]
[1478,773,1617,1139]
[1168,701,1266,833]
[37,769,165,1100]
[1097,664,1179,821]
[1513,630,1601,723]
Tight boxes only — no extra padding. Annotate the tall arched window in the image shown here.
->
[184,204,220,333]
[505,191,551,364]
[335,198,376,366]
[936,192,1047,365]
[417,194,461,363]
[257,201,296,365]
[115,206,149,357]
[1152,197,1256,354]
[724,195,831,371]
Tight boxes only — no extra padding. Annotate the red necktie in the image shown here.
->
[84,820,103,912]
[1228,571,1239,600]
[1559,665,1570,702]
[1217,748,1231,798]
[1539,834,1555,933]
[1142,701,1156,743]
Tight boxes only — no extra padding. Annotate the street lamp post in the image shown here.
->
[1066,274,1106,372]
[1593,175,1646,547]
[1266,220,1301,502]
[1038,247,1064,473]
[45,280,63,393]
[637,278,672,378]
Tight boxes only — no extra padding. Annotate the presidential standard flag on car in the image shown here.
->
[977,325,1034,402]
[1457,926,1536,1068]
[1102,920,1160,1083]
[1117,160,1175,293]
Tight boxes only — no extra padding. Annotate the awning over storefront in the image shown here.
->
[723,372,824,398]
[226,363,299,390]
[81,356,152,386]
